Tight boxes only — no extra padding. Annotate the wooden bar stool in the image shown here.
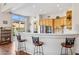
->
[17,33,27,51]
[32,37,44,55]
[61,38,75,55]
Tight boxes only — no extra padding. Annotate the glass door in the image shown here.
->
[12,21,25,36]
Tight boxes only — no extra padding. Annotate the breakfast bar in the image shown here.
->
[14,32,79,55]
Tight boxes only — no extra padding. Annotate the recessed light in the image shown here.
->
[43,11,47,14]
[57,4,60,7]
[59,8,62,10]
[32,5,36,8]
[40,9,42,11]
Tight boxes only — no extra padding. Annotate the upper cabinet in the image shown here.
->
[39,9,72,33]
[54,16,65,29]
[66,10,72,30]
[39,19,53,26]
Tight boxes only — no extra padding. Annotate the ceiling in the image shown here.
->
[0,3,72,16]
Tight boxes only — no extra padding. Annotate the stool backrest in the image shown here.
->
[17,34,21,41]
[32,37,39,44]
[65,38,75,45]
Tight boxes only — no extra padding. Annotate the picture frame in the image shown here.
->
[3,20,8,24]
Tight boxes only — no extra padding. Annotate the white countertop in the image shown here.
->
[19,32,79,37]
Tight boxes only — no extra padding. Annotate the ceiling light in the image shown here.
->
[32,5,36,8]
[57,4,60,7]
[40,9,42,11]
[39,9,46,14]
[59,8,62,10]
[43,11,47,14]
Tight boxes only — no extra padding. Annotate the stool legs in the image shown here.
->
[65,48,67,55]
[61,46,63,55]
[24,42,26,51]
[34,46,44,55]
[18,42,21,51]
[18,42,26,51]
[34,46,36,55]
[39,46,44,55]
[65,48,68,55]
[70,48,73,55]
[34,46,38,55]
[42,46,44,55]
[39,46,40,55]
[67,48,68,55]
[37,46,39,55]
[61,47,73,55]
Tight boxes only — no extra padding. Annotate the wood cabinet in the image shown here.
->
[0,27,11,45]
[66,10,72,29]
[39,19,53,26]
[39,10,72,33]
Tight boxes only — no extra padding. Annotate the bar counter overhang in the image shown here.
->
[14,32,79,55]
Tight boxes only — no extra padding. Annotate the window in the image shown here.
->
[11,14,25,21]
[11,14,26,36]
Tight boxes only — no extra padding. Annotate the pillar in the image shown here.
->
[72,3,79,54]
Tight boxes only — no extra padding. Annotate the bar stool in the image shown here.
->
[17,33,27,51]
[32,37,44,55]
[61,38,75,55]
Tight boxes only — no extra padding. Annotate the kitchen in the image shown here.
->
[0,3,79,55]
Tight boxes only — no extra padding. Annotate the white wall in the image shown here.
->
[72,4,79,33]
[0,12,11,27]
[41,12,66,19]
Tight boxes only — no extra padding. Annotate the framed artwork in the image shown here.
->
[3,20,8,24]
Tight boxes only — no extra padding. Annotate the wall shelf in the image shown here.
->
[0,27,11,45]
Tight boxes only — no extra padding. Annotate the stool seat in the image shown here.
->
[61,38,75,55]
[19,39,27,42]
[17,34,27,52]
[34,41,44,46]
[61,43,73,48]
[32,37,44,55]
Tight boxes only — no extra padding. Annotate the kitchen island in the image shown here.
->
[14,32,79,55]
